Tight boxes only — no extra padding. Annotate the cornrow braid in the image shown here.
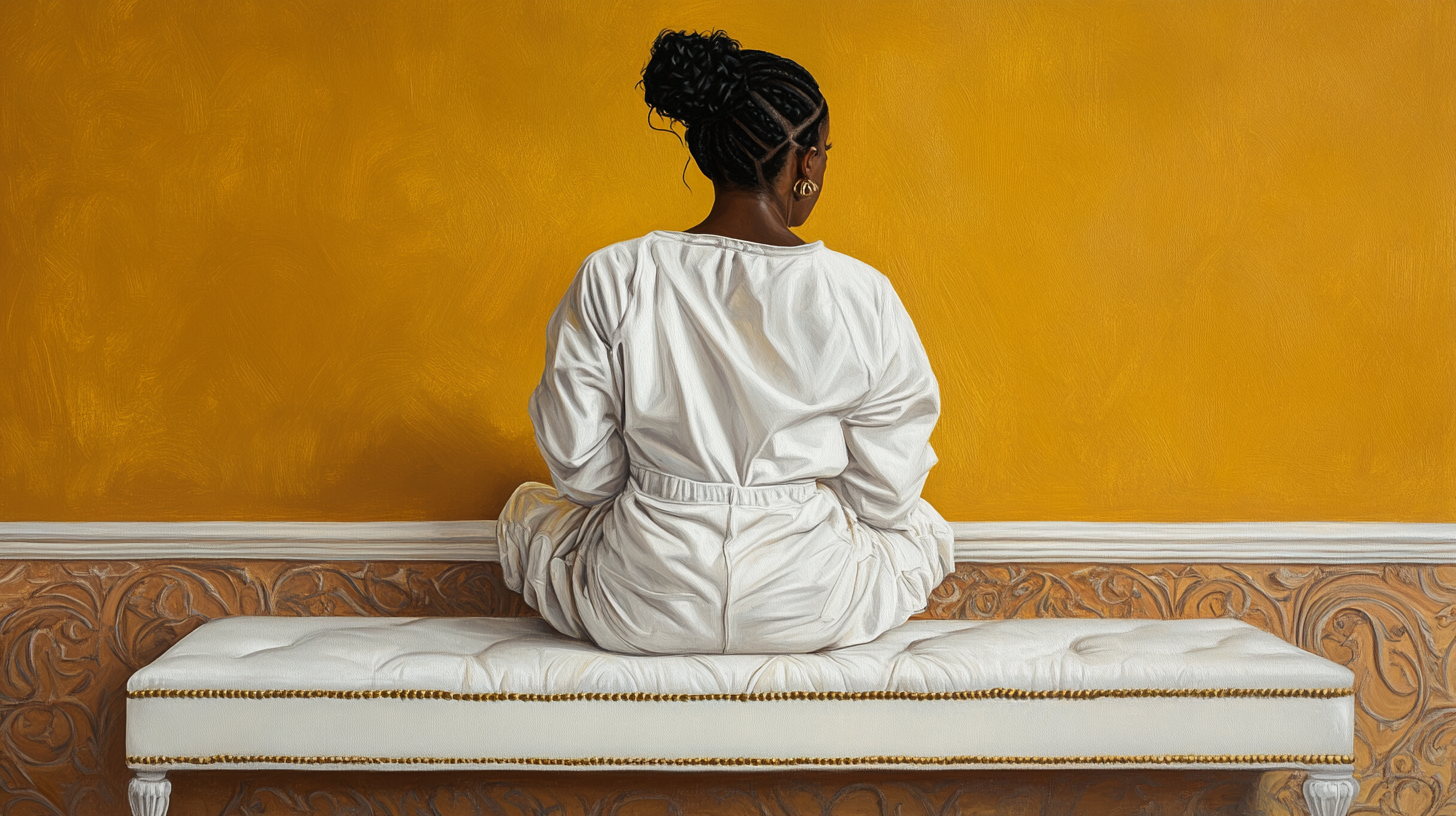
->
[641,30,828,189]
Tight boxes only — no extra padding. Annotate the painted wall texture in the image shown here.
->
[2,0,1453,522]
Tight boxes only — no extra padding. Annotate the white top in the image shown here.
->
[499,230,955,654]
[532,230,939,528]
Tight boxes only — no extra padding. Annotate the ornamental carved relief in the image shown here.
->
[2,560,1452,815]
[925,564,1456,816]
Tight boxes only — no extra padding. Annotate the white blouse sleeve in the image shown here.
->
[823,284,941,532]
[527,260,628,506]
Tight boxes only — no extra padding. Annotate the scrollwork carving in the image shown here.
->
[929,563,1456,816]
[2,559,1451,814]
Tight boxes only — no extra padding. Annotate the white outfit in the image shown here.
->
[499,230,954,655]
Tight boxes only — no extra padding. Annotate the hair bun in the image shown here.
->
[641,29,749,126]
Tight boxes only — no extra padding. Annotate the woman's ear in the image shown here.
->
[800,145,819,178]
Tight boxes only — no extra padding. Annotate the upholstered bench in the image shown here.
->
[126,616,1359,816]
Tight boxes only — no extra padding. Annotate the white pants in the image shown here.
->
[497,467,955,655]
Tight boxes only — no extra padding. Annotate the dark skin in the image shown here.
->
[684,113,831,247]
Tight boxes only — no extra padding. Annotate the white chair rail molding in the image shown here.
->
[2,519,1453,562]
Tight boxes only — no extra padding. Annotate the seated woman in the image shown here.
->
[499,29,954,655]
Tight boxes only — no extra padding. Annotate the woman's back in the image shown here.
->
[621,231,874,486]
[504,231,954,655]
[532,230,938,500]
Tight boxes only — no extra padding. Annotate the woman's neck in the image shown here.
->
[683,186,804,247]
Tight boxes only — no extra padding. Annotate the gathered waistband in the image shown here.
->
[629,466,818,507]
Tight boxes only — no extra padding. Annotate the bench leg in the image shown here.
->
[1303,769,1357,816]
[128,770,170,816]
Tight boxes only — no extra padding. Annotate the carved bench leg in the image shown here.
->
[1303,770,1358,816]
[128,770,170,816]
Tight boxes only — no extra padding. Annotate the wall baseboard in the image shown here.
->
[1,521,1452,563]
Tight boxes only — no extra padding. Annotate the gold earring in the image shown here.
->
[793,178,818,197]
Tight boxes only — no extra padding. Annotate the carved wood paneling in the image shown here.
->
[925,564,1456,816]
[2,560,1452,815]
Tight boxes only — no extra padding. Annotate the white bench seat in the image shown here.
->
[125,616,1360,816]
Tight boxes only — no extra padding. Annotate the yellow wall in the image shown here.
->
[1,0,1451,522]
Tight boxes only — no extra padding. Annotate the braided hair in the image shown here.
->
[640,30,828,190]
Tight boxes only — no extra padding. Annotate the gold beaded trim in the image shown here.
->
[126,753,1357,768]
[127,687,1354,702]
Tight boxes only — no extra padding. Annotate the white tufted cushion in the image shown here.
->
[126,616,1355,771]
